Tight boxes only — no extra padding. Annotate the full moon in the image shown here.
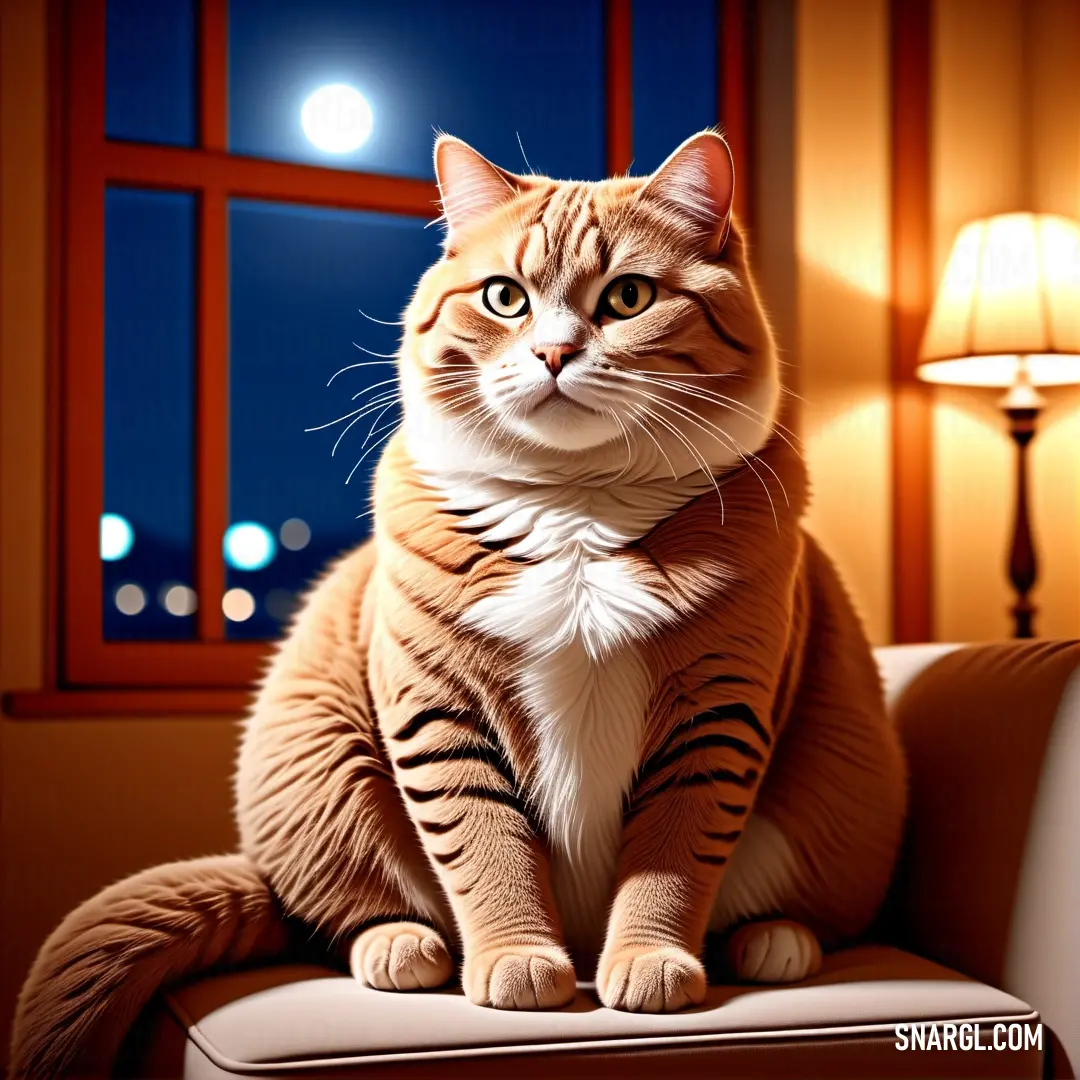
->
[301,84,373,154]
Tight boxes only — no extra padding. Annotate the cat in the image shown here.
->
[11,130,906,1077]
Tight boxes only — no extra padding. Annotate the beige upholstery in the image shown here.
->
[126,947,1041,1079]
[878,640,1080,1070]
[124,640,1080,1079]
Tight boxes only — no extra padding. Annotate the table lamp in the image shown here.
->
[917,212,1080,638]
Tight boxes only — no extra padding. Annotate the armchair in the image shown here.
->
[120,639,1079,1079]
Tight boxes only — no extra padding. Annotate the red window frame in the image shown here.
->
[13,0,755,714]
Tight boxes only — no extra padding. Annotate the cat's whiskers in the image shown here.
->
[446,378,521,470]
[420,388,506,479]
[366,417,403,446]
[505,420,535,470]
[315,370,482,479]
[345,376,471,434]
[474,389,553,480]
[361,401,399,449]
[634,385,778,510]
[351,377,403,402]
[446,399,491,448]
[357,305,405,328]
[326,359,396,386]
[331,393,400,456]
[617,367,802,448]
[351,342,400,359]
[305,406,367,434]
[607,365,798,476]
[612,352,746,382]
[624,405,679,482]
[424,379,484,407]
[606,408,637,482]
[435,382,488,417]
[615,370,804,462]
[346,424,400,485]
[632,388,783,529]
[305,391,398,438]
[632,369,743,378]
[469,405,518,481]
[427,374,480,389]
[667,388,803,456]
[630,400,726,521]
[632,383,793,513]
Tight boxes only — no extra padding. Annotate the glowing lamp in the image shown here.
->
[918,212,1080,637]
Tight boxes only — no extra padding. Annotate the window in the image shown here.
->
[45,0,754,703]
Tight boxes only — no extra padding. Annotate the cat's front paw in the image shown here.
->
[597,945,706,1012]
[349,921,454,991]
[463,944,576,1009]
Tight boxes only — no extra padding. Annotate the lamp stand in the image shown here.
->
[1000,375,1045,639]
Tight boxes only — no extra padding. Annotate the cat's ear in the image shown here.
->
[638,130,734,252]
[434,135,520,250]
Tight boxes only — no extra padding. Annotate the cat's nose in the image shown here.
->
[532,342,582,377]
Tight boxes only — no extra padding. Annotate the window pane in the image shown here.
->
[228,0,606,180]
[103,189,196,641]
[632,0,718,173]
[227,200,441,640]
[106,0,197,147]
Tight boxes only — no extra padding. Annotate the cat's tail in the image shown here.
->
[9,853,289,1080]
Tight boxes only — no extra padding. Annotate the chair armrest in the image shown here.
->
[875,640,1080,1071]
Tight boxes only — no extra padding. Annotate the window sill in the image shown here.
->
[2,687,253,718]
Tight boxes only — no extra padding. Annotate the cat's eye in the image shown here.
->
[481,277,530,319]
[598,275,656,320]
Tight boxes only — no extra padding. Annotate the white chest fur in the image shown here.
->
[446,476,704,955]
[465,549,657,955]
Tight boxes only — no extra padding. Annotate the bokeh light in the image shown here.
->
[114,582,146,615]
[223,522,276,571]
[265,588,298,622]
[222,587,256,622]
[100,513,135,561]
[279,517,311,551]
[161,583,198,617]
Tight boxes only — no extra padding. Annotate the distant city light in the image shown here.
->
[161,583,198,617]
[301,84,372,154]
[222,588,256,622]
[100,513,134,561]
[115,583,146,616]
[279,517,311,551]
[223,522,276,571]
[265,588,298,622]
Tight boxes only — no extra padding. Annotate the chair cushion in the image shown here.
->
[874,639,1080,1073]
[131,945,1043,1078]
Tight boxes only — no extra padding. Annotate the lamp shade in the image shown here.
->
[918,212,1080,388]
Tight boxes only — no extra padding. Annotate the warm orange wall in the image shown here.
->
[795,0,893,646]
[0,1,240,1057]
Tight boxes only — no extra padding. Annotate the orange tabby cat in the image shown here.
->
[11,131,906,1077]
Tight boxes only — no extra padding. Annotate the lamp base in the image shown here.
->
[1001,400,1040,640]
